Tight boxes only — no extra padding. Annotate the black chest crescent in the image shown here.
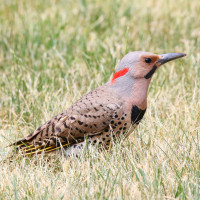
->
[131,105,146,125]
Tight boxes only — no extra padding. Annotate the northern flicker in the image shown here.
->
[11,51,186,156]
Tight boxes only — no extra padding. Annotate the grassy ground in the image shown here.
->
[0,0,200,199]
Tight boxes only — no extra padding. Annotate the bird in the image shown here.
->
[11,51,186,157]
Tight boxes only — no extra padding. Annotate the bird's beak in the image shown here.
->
[156,53,186,66]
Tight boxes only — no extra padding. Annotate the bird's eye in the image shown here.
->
[145,58,152,64]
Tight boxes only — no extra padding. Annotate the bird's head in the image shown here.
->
[111,51,186,84]
[109,51,186,109]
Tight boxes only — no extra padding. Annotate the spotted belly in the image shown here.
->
[64,106,147,156]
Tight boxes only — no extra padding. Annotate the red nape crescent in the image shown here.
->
[111,68,129,84]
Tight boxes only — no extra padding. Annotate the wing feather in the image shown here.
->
[11,86,123,155]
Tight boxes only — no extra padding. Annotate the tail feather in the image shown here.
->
[23,143,70,156]
[11,138,70,156]
[10,139,31,148]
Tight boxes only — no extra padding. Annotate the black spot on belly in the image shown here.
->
[131,105,146,125]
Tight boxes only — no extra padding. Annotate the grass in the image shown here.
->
[0,0,200,199]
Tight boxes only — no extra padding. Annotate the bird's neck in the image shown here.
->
[129,78,151,110]
[109,77,151,111]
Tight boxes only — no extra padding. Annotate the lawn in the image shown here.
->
[0,0,200,199]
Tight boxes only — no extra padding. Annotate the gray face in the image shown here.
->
[116,51,153,72]
[110,51,154,96]
[110,51,186,96]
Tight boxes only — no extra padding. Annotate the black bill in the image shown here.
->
[157,53,186,65]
